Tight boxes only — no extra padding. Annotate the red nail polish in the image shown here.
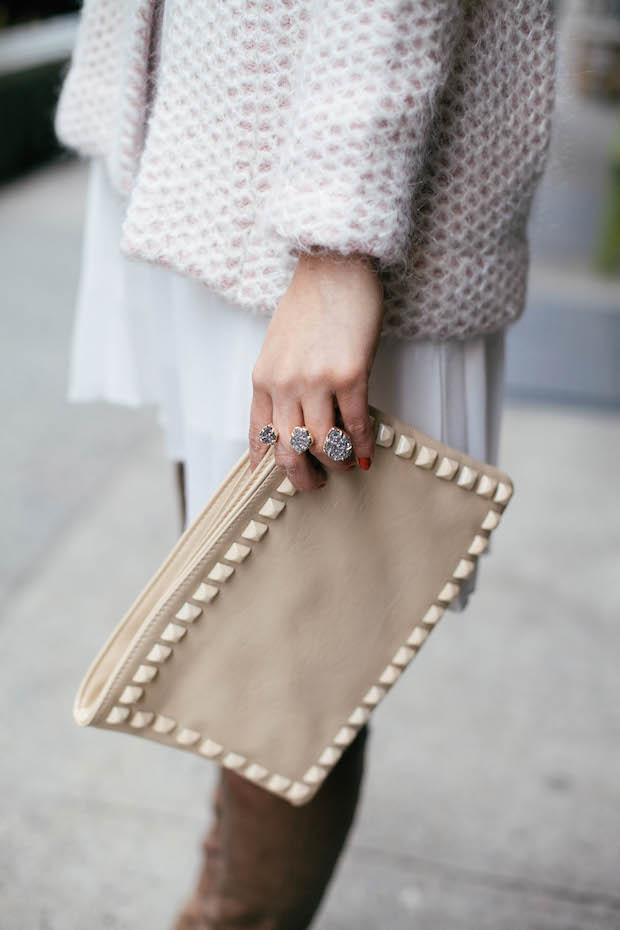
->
[358,457,371,471]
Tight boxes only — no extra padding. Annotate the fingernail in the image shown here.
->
[358,457,371,471]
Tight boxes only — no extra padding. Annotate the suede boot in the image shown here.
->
[172,723,370,930]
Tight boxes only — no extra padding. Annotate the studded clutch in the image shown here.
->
[73,403,514,806]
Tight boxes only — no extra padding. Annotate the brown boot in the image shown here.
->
[172,723,370,930]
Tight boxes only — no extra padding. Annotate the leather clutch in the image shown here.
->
[73,403,514,806]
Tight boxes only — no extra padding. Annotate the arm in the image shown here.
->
[261,0,465,268]
[250,2,465,490]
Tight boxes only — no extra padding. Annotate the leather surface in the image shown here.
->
[73,403,514,805]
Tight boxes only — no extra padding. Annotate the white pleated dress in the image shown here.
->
[68,157,506,612]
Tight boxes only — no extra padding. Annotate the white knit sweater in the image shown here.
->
[56,0,557,341]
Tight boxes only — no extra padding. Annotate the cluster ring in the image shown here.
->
[323,427,354,462]
[290,426,314,455]
[259,423,278,446]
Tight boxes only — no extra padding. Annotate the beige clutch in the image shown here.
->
[73,403,514,806]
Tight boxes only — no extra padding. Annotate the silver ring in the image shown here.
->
[259,423,278,445]
[323,427,353,462]
[290,426,314,455]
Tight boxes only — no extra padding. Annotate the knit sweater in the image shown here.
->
[55,0,557,341]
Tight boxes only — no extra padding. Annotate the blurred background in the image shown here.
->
[1,1,619,928]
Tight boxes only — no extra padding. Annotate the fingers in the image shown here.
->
[336,377,374,469]
[249,383,273,472]
[272,396,326,491]
[301,392,357,474]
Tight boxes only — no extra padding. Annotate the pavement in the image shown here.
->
[1,157,620,930]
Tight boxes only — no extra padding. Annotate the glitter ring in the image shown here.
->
[289,426,314,455]
[259,423,278,445]
[323,427,353,462]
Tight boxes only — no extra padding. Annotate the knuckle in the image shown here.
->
[336,365,365,391]
[345,415,372,438]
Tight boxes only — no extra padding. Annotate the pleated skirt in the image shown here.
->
[67,158,507,611]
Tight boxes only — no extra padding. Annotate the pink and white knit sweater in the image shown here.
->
[56,0,557,341]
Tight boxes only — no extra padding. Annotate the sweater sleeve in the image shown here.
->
[260,0,465,269]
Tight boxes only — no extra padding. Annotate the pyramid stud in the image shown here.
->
[334,725,357,746]
[457,465,478,489]
[105,706,130,725]
[244,762,269,781]
[241,519,269,542]
[481,509,500,531]
[435,456,459,480]
[130,711,154,729]
[175,602,202,622]
[363,685,386,706]
[118,685,143,705]
[303,765,328,785]
[319,746,343,766]
[476,475,498,498]
[453,558,475,580]
[133,664,158,684]
[375,423,395,447]
[223,752,247,769]
[146,643,172,663]
[287,782,312,803]
[198,738,223,758]
[224,542,251,563]
[176,728,201,746]
[161,622,187,644]
[259,497,286,519]
[379,664,402,686]
[192,582,219,603]
[437,581,460,603]
[394,434,415,458]
[494,481,513,504]
[348,706,371,726]
[468,534,489,556]
[153,715,176,734]
[392,645,415,667]
[415,445,438,469]
[277,476,298,496]
[422,604,444,626]
[407,626,429,647]
[207,562,235,582]
[267,773,291,793]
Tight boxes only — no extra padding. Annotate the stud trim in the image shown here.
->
[175,602,202,622]
[259,497,286,519]
[376,423,395,447]
[104,414,511,806]
[133,664,158,684]
[176,728,200,746]
[414,445,437,469]
[192,582,219,603]
[224,542,251,563]
[241,519,269,541]
[394,434,415,458]
[146,643,172,663]
[207,562,235,583]
[153,715,176,734]
[160,622,187,644]
[435,456,459,480]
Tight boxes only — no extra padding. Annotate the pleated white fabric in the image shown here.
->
[68,158,506,611]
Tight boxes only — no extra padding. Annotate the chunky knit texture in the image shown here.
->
[56,0,557,341]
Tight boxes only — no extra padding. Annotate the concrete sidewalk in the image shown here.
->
[1,162,619,930]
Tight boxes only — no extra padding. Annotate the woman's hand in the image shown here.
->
[249,251,385,490]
